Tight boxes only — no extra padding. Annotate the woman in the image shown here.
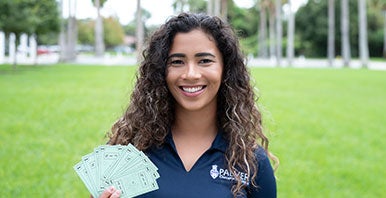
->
[101,12,277,198]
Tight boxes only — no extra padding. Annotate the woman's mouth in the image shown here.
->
[180,86,206,93]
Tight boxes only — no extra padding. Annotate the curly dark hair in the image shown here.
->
[108,12,276,196]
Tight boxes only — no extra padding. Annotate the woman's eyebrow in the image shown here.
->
[195,52,215,58]
[167,52,215,60]
[167,53,185,59]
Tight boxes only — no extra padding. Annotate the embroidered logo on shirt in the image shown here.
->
[210,165,219,179]
[209,164,249,184]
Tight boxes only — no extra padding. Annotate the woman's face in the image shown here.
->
[166,29,223,113]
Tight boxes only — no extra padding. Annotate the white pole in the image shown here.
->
[19,33,28,61]
[29,34,37,64]
[9,33,16,64]
[0,31,5,64]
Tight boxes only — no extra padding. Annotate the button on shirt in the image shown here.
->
[138,132,277,198]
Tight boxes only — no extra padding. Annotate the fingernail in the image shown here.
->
[109,186,115,192]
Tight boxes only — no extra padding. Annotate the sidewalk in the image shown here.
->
[2,53,386,70]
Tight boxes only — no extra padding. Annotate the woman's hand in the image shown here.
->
[98,186,121,198]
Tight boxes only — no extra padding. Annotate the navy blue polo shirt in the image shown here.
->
[138,132,276,198]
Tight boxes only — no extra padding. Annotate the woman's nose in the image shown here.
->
[182,63,201,79]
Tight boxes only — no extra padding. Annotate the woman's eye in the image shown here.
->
[170,60,184,65]
[199,59,213,64]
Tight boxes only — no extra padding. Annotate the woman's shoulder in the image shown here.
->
[248,146,277,197]
[253,146,269,162]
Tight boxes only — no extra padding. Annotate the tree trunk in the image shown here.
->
[9,33,17,67]
[328,0,335,67]
[220,0,227,20]
[286,0,295,67]
[59,0,67,62]
[341,0,351,67]
[136,0,144,63]
[275,0,282,67]
[207,0,213,15]
[384,10,386,58]
[214,0,221,16]
[67,16,77,61]
[269,6,276,60]
[358,0,369,68]
[258,2,268,58]
[94,0,105,57]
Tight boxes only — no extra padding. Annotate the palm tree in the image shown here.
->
[341,0,351,67]
[358,0,369,68]
[172,0,187,13]
[275,0,282,66]
[136,0,144,63]
[59,0,66,62]
[286,0,295,67]
[258,0,268,58]
[220,0,228,20]
[207,0,222,17]
[92,0,107,57]
[59,0,77,62]
[268,2,276,60]
[384,8,386,58]
[327,0,335,67]
[207,0,213,15]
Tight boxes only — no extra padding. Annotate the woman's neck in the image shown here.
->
[172,106,218,138]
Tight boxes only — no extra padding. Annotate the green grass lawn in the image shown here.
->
[1,64,385,197]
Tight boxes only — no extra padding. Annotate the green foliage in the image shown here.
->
[104,17,125,48]
[172,0,206,13]
[1,64,385,197]
[228,1,259,56]
[77,17,125,47]
[295,0,385,57]
[0,0,60,37]
[91,0,108,7]
[78,19,95,45]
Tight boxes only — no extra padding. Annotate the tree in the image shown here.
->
[173,0,206,14]
[173,0,187,13]
[92,0,108,57]
[341,0,351,67]
[220,0,228,20]
[328,0,335,67]
[358,0,369,68]
[384,7,386,58]
[258,0,268,58]
[60,0,77,62]
[207,0,221,15]
[207,0,227,19]
[275,0,283,66]
[268,2,276,59]
[136,0,144,63]
[103,17,125,48]
[286,0,295,66]
[0,0,60,66]
[78,17,124,48]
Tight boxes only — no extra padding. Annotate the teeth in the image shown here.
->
[182,86,204,93]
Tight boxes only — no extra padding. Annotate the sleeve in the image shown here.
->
[247,147,277,198]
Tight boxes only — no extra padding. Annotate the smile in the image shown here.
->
[180,86,205,93]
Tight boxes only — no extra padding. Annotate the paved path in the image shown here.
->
[2,53,386,70]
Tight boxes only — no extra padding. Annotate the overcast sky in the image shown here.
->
[62,0,307,25]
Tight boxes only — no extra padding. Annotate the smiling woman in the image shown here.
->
[97,12,277,198]
[166,29,223,113]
